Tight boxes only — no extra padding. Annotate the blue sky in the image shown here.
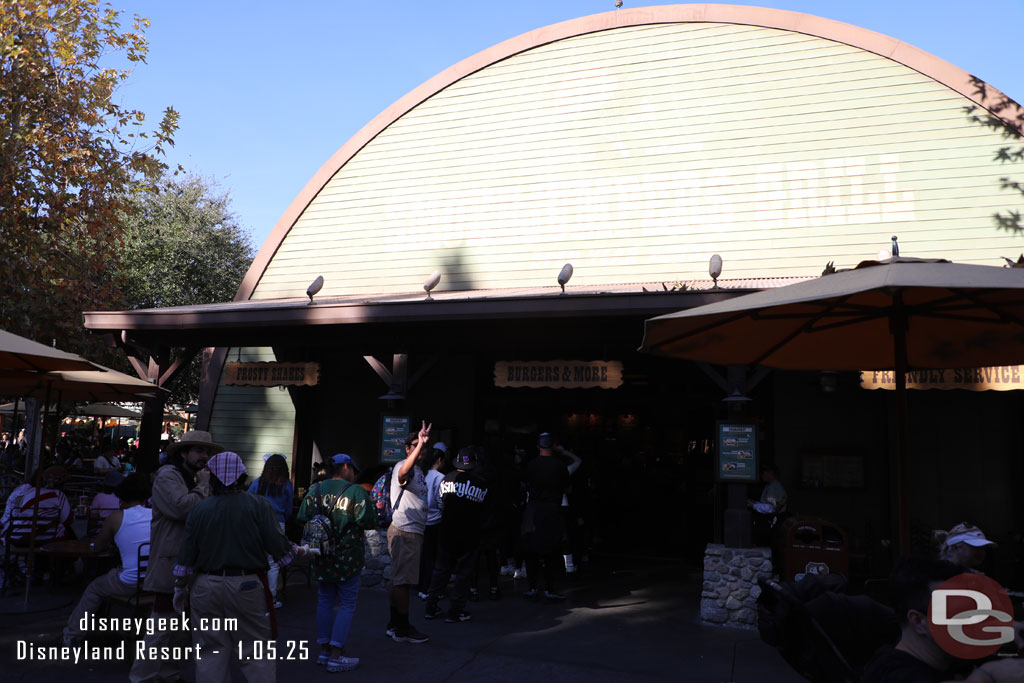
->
[113,1,1023,250]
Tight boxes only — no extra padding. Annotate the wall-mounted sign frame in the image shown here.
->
[225,361,319,387]
[716,421,758,483]
[380,415,410,464]
[494,360,623,389]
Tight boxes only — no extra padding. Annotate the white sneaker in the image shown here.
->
[417,591,429,600]
[514,567,528,580]
[499,565,515,576]
[327,655,359,672]
[273,600,283,609]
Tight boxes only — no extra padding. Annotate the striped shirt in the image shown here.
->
[4,487,72,545]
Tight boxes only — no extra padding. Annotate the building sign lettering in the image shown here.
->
[859,366,1024,392]
[225,362,320,387]
[494,361,623,389]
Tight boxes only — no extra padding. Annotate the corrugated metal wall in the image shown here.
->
[251,22,1021,300]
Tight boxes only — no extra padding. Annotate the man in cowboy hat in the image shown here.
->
[174,451,313,683]
[129,430,218,683]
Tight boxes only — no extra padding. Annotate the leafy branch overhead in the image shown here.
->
[117,175,254,404]
[0,0,179,359]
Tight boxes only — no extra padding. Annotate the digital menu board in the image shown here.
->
[380,415,410,464]
[716,422,758,483]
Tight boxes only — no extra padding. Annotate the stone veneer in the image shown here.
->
[361,528,391,588]
[701,544,773,629]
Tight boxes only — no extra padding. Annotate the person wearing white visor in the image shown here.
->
[939,522,996,572]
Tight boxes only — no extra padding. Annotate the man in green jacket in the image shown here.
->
[298,453,376,672]
[174,451,309,683]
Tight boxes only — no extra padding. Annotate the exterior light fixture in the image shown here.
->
[819,371,839,393]
[709,254,723,289]
[306,276,324,304]
[424,270,441,300]
[722,389,751,402]
[558,263,573,294]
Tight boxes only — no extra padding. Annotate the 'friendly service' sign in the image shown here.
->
[860,366,1024,392]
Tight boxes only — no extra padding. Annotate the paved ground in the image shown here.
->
[1,555,803,682]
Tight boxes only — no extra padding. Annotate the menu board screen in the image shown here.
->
[716,422,758,483]
[380,415,410,464]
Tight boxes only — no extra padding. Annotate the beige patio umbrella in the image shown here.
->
[0,366,163,402]
[0,329,99,372]
[641,256,1024,553]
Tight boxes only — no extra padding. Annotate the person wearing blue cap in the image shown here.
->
[297,452,376,671]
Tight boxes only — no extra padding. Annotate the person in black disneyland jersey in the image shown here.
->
[425,446,492,623]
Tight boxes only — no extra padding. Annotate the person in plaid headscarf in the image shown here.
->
[174,451,315,683]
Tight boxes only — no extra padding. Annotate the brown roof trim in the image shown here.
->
[235,4,1020,307]
[85,288,747,338]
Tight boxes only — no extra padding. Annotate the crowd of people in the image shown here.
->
[3,420,1023,681]
[0,422,586,680]
[1,426,148,477]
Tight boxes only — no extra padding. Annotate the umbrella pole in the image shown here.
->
[893,301,911,556]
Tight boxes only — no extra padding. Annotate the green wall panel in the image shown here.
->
[207,347,296,478]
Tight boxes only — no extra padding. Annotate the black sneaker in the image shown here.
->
[543,590,567,602]
[392,625,429,643]
[424,604,442,620]
[489,586,500,601]
[445,610,472,623]
[468,588,480,602]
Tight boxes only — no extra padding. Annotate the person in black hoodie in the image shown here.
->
[424,445,491,623]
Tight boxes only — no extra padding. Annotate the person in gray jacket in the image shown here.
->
[128,431,217,683]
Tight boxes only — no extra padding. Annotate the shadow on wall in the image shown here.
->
[966,75,1024,234]
[433,245,477,293]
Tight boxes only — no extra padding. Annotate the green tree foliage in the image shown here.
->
[118,174,255,402]
[0,0,178,358]
[120,175,253,310]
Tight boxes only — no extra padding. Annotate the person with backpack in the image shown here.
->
[298,453,376,672]
[385,421,433,643]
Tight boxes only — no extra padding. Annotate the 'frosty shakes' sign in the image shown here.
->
[860,366,1024,392]
[495,361,623,389]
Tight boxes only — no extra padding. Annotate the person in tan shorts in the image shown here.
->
[386,421,432,643]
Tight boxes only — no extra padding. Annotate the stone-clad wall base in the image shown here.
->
[361,528,391,589]
[701,544,773,629]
